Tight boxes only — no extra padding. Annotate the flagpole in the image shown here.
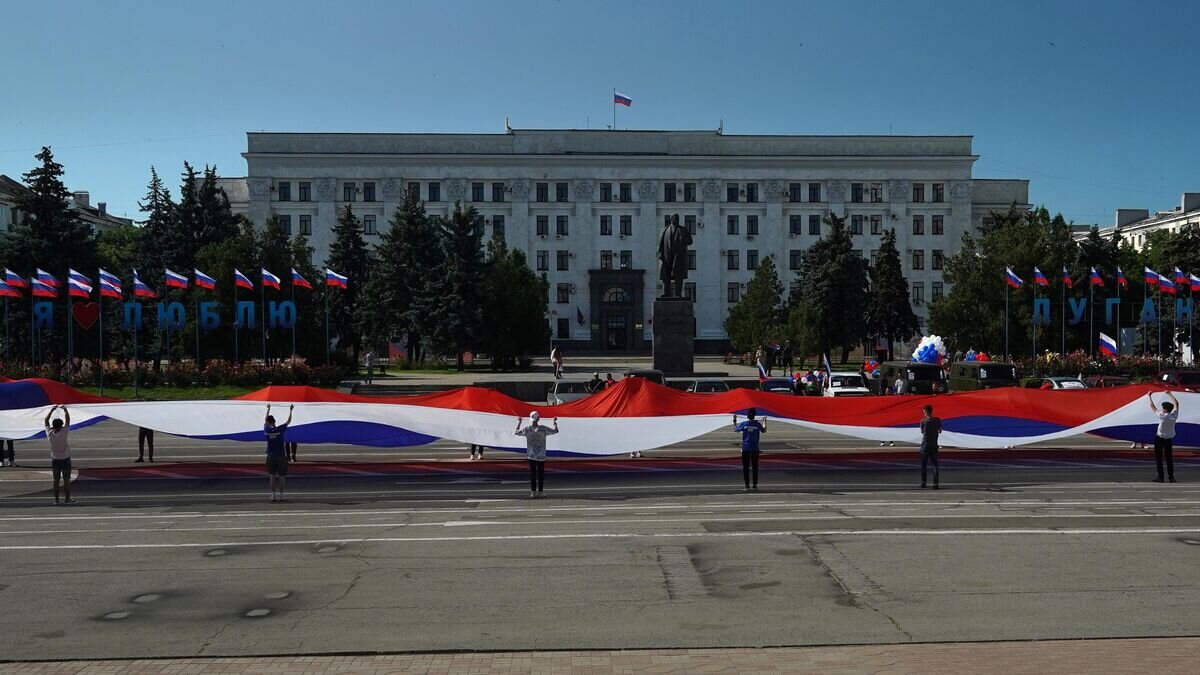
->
[1116,279,1121,356]
[261,279,267,364]
[1144,279,1149,355]
[290,278,296,358]
[98,294,104,396]
[1158,287,1163,358]
[133,305,139,399]
[612,88,616,130]
[1061,274,1066,356]
[1005,282,1009,362]
[1089,284,1094,358]
[67,288,73,384]
[3,297,8,363]
[234,283,239,363]
[324,286,330,365]
[194,288,200,369]
[1032,280,1038,360]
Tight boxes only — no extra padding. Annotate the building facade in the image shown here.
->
[220,130,1029,352]
[0,175,133,234]
[1082,193,1200,251]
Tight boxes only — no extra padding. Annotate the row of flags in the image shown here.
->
[1006,265,1200,295]
[0,267,351,300]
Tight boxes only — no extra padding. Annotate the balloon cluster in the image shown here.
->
[863,359,879,375]
[964,351,992,362]
[912,336,947,365]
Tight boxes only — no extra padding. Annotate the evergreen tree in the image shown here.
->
[136,166,175,266]
[170,162,202,269]
[288,234,324,361]
[865,229,919,361]
[723,255,783,352]
[396,188,443,362]
[325,205,371,362]
[197,165,239,245]
[798,212,869,363]
[479,236,551,370]
[427,203,487,370]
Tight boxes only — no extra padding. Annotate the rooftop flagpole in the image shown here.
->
[612,88,616,130]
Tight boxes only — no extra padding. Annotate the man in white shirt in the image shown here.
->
[43,405,75,504]
[363,351,375,384]
[1149,391,1180,483]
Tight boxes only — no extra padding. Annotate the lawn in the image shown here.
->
[76,384,265,401]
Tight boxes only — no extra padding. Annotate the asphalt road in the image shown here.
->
[2,427,1200,661]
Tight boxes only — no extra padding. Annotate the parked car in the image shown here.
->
[949,361,1020,392]
[760,377,797,394]
[1022,376,1088,390]
[686,379,731,394]
[1156,369,1200,392]
[823,372,871,397]
[623,369,666,385]
[1084,375,1132,388]
[547,380,593,405]
[870,361,949,395]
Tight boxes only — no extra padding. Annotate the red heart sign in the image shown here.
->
[72,302,100,330]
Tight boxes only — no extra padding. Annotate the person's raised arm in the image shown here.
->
[1169,390,1180,412]
[1148,393,1158,413]
[265,404,272,424]
[285,404,294,426]
[514,416,523,434]
[761,416,767,432]
[62,406,69,427]
[44,404,57,428]
[732,413,739,431]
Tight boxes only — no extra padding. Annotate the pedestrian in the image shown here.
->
[894,375,908,395]
[135,427,154,463]
[919,404,941,489]
[550,347,563,379]
[732,407,766,491]
[264,403,294,502]
[288,441,298,462]
[3,438,15,467]
[515,411,558,498]
[363,350,375,384]
[587,372,603,393]
[1149,391,1180,483]
[605,373,616,389]
[469,443,485,460]
[782,340,794,376]
[43,405,75,504]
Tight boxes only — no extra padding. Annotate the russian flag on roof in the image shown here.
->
[1116,266,1128,289]
[1145,267,1159,285]
[1089,267,1104,288]
[1061,266,1073,289]
[1033,267,1048,286]
[1190,274,1200,292]
[1159,274,1176,295]
[132,270,158,299]
[1004,267,1023,289]
[261,268,281,290]
[234,269,254,291]
[31,278,56,298]
[1099,332,1118,357]
[194,269,216,290]
[325,269,348,289]
[614,91,632,107]
[1175,267,1189,286]
[291,268,312,290]
[36,269,59,288]
[164,268,188,289]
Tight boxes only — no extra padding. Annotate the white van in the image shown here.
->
[547,380,593,405]
[824,372,872,397]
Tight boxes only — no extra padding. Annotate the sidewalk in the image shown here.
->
[3,638,1197,674]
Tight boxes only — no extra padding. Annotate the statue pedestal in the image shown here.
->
[652,298,694,375]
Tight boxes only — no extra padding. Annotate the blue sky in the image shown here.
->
[1,0,1195,225]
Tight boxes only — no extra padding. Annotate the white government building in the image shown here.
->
[1082,192,1200,251]
[218,129,1029,353]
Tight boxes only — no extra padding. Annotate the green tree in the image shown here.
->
[427,203,487,370]
[865,229,919,361]
[325,205,371,362]
[480,236,550,370]
[798,212,868,363]
[723,255,783,352]
[197,165,240,245]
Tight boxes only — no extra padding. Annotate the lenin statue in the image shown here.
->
[657,213,693,298]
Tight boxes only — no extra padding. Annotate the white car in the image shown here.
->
[824,372,872,397]
[686,379,731,394]
[547,380,593,405]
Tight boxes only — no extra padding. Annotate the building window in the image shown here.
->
[745,183,758,203]
[726,250,739,270]
[869,183,883,203]
[620,215,632,237]
[747,215,759,236]
[299,214,311,235]
[932,183,944,202]
[687,250,696,270]
[600,250,613,270]
[912,250,924,270]
[869,214,882,235]
[536,215,549,237]
[363,182,376,202]
[789,215,802,235]
[912,282,925,304]
[619,183,632,202]
[492,182,506,202]
[556,215,569,237]
[789,183,803,203]
[428,182,441,202]
[912,215,925,235]
[747,249,759,270]
[536,250,549,271]
[685,215,697,235]
[684,282,697,302]
[599,183,613,202]
[492,215,505,238]
[556,250,569,271]
[471,182,484,202]
[852,249,863,259]
[298,181,311,202]
[912,183,924,203]
[789,250,803,270]
[808,183,821,202]
[343,182,357,202]
[401,182,417,200]
[850,215,863,235]
[727,183,739,203]
[727,283,740,303]
[277,181,291,202]
[473,214,485,238]
[981,216,994,230]
[600,215,613,236]
[535,182,548,202]
[932,281,944,301]
[556,182,569,202]
[664,183,677,202]
[870,249,880,267]
[278,214,292,234]
[809,214,821,236]
[556,283,570,304]
[727,215,739,235]
[932,215,944,235]
[363,214,377,235]
[620,250,632,269]
[684,182,696,202]
[851,183,864,203]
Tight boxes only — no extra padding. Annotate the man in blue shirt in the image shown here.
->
[732,407,767,491]
[264,403,294,502]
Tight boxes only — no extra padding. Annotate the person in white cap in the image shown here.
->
[515,411,558,498]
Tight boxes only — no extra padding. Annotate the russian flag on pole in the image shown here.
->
[164,268,188,289]
[1117,266,1128,289]
[1005,267,1023,289]
[5,269,26,289]
[98,269,121,288]
[1062,266,1073,289]
[1159,274,1176,295]
[31,278,57,298]
[98,278,122,299]
[67,274,92,298]
[1175,267,1189,286]
[132,270,158,299]
[194,269,216,290]
[614,91,632,107]
[68,269,91,286]
[1145,267,1159,285]
[36,269,59,288]
[1098,332,1118,357]
[261,268,281,290]
[325,269,348,289]
[291,268,312,290]
[1089,267,1105,288]
[234,269,254,290]
[1191,274,1200,292]
[1033,267,1048,286]
[0,282,19,298]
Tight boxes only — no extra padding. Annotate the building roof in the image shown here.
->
[0,174,31,198]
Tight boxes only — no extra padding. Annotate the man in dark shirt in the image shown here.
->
[264,404,294,502]
[920,404,942,489]
[733,407,767,491]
